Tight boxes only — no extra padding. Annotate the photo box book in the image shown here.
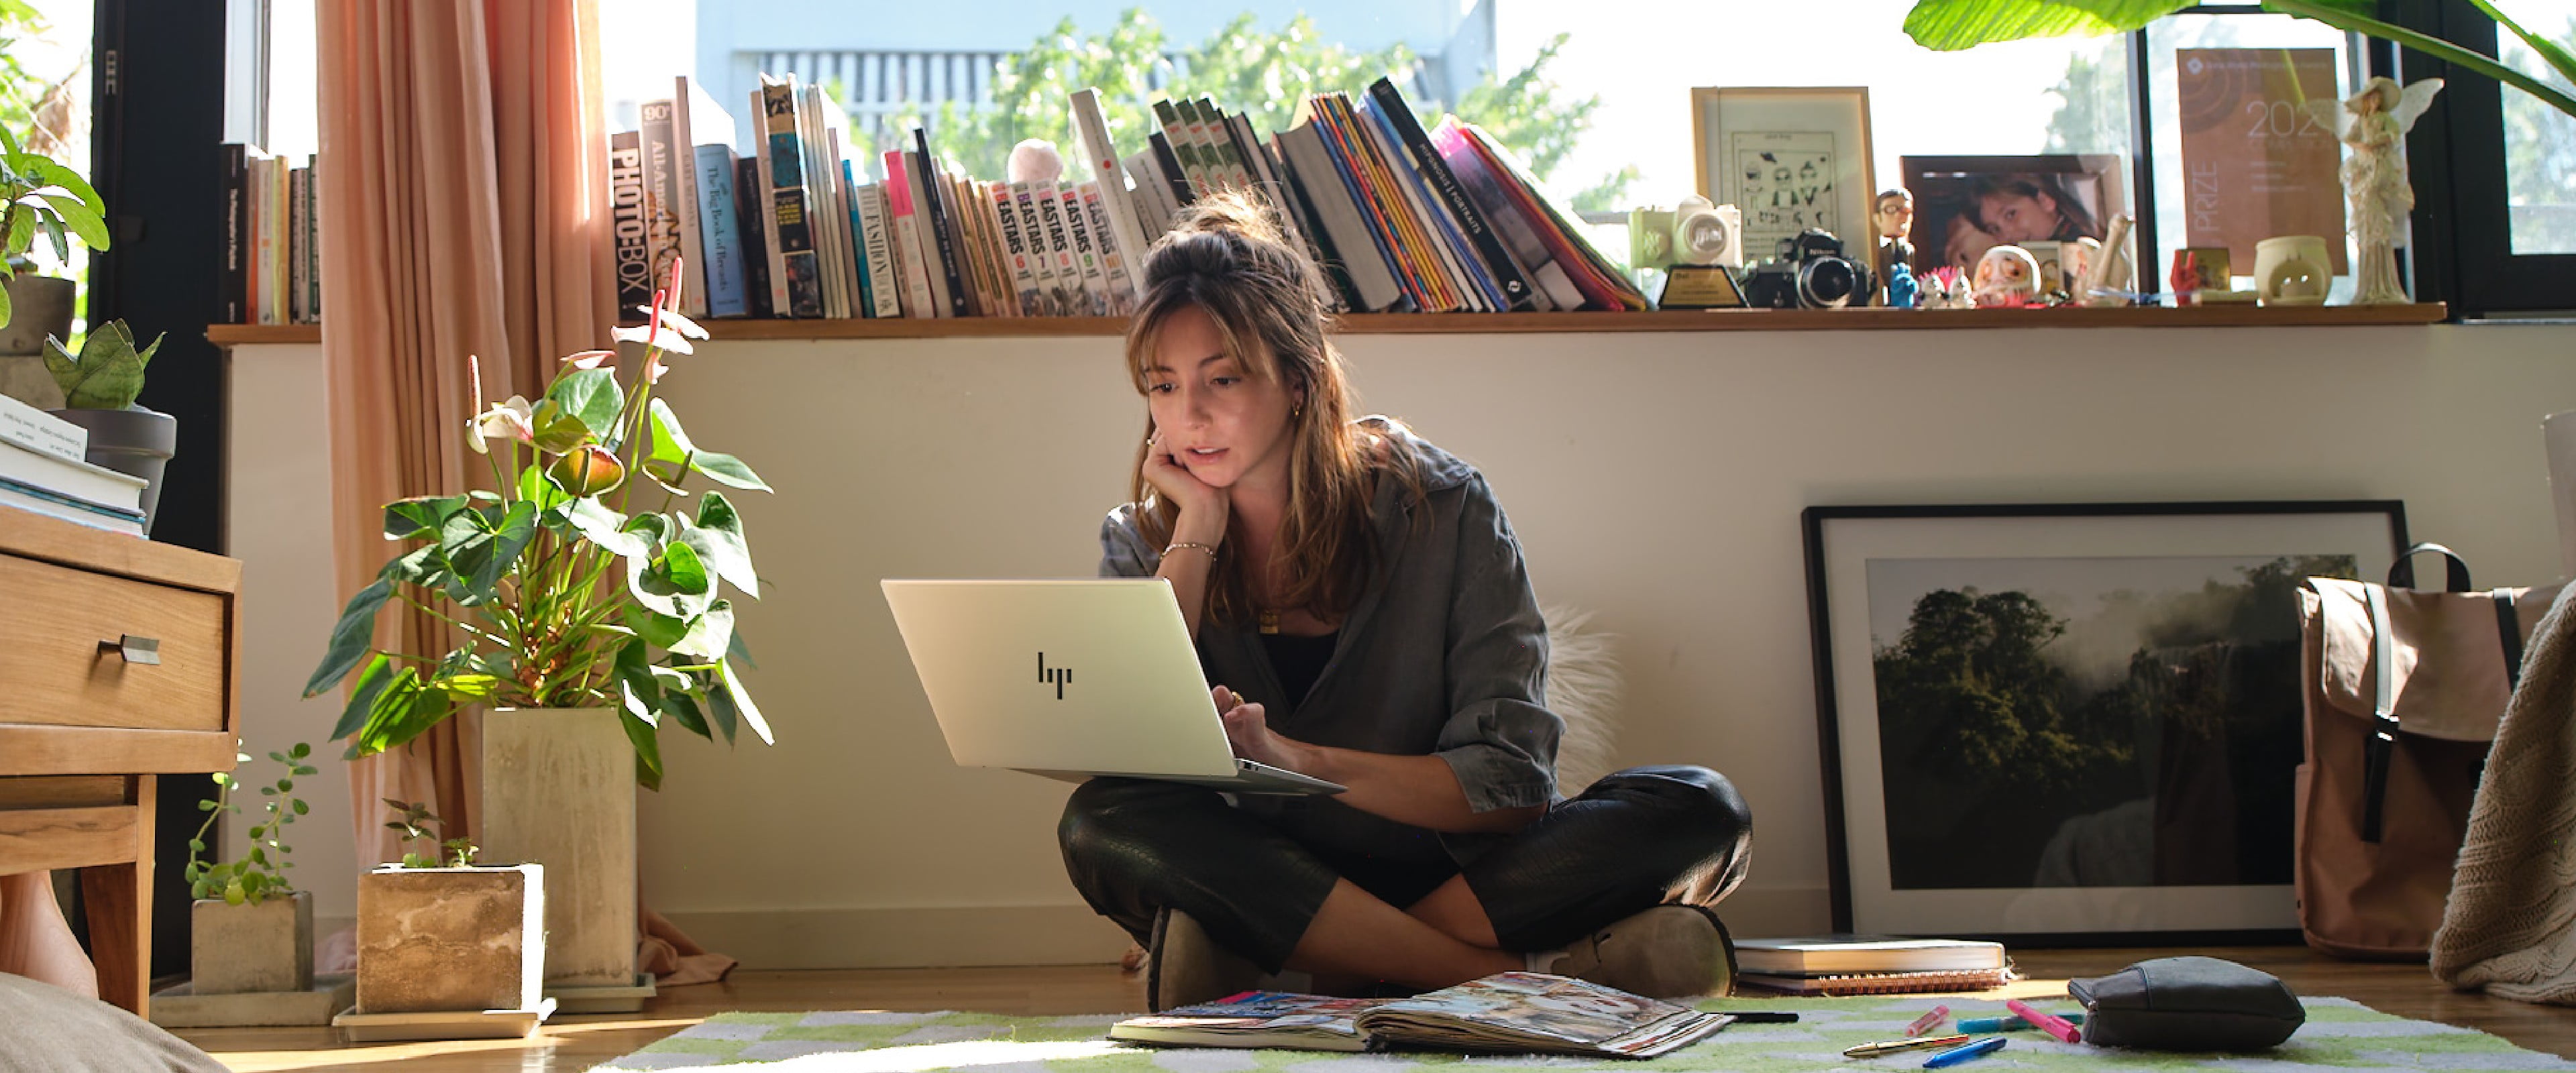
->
[1108,972,1731,1058]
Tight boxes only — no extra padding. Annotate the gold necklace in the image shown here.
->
[1258,608,1281,634]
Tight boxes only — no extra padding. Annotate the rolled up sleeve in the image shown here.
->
[1432,478,1561,811]
[1098,505,1159,579]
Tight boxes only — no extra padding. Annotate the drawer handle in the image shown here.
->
[99,635,160,665]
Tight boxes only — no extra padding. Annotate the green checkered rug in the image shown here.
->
[591,995,2575,1071]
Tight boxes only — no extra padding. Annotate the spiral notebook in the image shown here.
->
[1735,966,2020,995]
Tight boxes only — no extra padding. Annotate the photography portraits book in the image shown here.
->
[1110,972,1732,1058]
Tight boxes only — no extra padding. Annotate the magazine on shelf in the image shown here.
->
[1110,972,1730,1058]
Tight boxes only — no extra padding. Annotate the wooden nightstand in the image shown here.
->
[0,508,241,1017]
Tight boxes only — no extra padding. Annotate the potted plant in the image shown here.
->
[302,258,771,1001]
[43,320,172,531]
[341,801,550,1040]
[180,743,318,997]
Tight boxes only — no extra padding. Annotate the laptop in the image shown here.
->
[881,579,1344,795]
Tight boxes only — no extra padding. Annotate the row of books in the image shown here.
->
[216,146,319,327]
[609,74,1644,324]
[0,394,148,536]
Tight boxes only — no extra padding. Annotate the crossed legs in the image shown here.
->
[1061,766,1752,991]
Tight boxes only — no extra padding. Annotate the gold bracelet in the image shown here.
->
[1164,541,1219,564]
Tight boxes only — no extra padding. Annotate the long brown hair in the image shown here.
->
[1123,190,1421,628]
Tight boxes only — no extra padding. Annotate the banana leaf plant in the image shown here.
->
[303,258,772,789]
[1902,0,2576,119]
[0,122,111,329]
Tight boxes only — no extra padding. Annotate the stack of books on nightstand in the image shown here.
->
[0,395,146,536]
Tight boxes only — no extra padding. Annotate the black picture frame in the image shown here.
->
[1802,500,2408,946]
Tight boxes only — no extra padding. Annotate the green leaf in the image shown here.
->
[658,688,710,738]
[614,637,662,721]
[629,536,714,618]
[2261,0,2576,119]
[716,658,774,745]
[347,667,455,758]
[384,496,468,541]
[1900,0,2188,49]
[305,578,394,697]
[527,398,591,455]
[564,496,649,559]
[547,368,624,439]
[329,656,396,745]
[692,493,758,598]
[622,706,664,791]
[669,600,735,661]
[2471,0,2576,87]
[517,463,572,514]
[648,397,771,492]
[435,673,502,700]
[17,156,105,219]
[36,192,107,248]
[43,319,154,409]
[702,669,740,745]
[624,606,689,649]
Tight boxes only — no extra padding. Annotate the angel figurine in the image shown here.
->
[2339,77,2443,306]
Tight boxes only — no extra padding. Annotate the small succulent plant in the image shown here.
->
[44,318,162,409]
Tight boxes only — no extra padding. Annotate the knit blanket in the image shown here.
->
[2433,584,2576,1003]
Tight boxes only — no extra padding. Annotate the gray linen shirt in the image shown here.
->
[1097,422,1561,867]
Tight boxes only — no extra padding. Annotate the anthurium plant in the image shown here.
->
[303,260,772,788]
[1902,0,2576,119]
[0,122,110,329]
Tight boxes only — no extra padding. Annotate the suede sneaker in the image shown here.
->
[1532,905,1736,999]
[1146,907,1267,1012]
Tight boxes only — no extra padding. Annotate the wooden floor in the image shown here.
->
[170,948,2575,1072]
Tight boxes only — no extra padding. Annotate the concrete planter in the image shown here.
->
[480,707,637,990]
[352,863,545,1016]
[189,891,313,995]
[0,274,74,355]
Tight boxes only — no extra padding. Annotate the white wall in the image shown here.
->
[225,322,2576,967]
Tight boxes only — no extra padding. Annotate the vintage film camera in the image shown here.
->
[1628,195,1744,272]
[1740,228,1874,309]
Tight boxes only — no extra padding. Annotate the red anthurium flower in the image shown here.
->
[547,443,627,497]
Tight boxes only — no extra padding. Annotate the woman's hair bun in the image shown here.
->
[1142,189,1313,293]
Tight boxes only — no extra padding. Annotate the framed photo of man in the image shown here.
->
[1692,87,1876,266]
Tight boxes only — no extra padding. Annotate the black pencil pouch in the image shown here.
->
[2066,956,2305,1052]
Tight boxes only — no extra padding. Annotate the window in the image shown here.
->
[2500,0,2576,256]
[8,0,96,329]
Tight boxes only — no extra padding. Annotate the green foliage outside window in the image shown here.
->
[859,9,1634,216]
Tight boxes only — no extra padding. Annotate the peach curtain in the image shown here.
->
[318,0,611,868]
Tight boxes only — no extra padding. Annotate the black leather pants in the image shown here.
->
[1057,765,1753,974]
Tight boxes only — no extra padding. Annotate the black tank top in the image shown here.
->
[1260,630,1339,709]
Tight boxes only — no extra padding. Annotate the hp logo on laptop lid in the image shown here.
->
[1038,653,1071,699]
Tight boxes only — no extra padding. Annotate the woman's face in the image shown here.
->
[1978,188,2059,243]
[1944,217,2000,274]
[1144,304,1300,492]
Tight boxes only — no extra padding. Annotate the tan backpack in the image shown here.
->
[2294,545,2561,960]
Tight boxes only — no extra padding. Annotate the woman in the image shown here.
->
[1059,193,1752,1012]
[0,871,99,997]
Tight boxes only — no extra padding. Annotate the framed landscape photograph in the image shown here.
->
[1692,87,1874,265]
[1801,502,2408,943]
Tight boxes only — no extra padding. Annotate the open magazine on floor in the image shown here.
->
[1109,972,1733,1058]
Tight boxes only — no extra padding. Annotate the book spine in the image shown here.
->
[758,83,822,319]
[1357,95,1491,313]
[0,473,148,521]
[1192,99,1254,188]
[1368,78,1534,310]
[610,131,652,323]
[251,156,277,325]
[857,184,903,319]
[1455,120,1639,310]
[733,156,773,317]
[0,397,87,463]
[1278,123,1403,313]
[1057,182,1112,315]
[1122,152,1173,236]
[288,165,309,325]
[668,79,712,316]
[855,162,885,317]
[1071,87,1148,308]
[1269,133,1361,311]
[1329,95,1458,312]
[1430,119,1573,308]
[753,82,795,315]
[1008,182,1067,316]
[1305,108,1424,310]
[1078,182,1136,315]
[0,494,143,536]
[1029,182,1085,315]
[951,175,996,317]
[801,87,851,319]
[991,182,1046,317]
[965,180,1017,317]
[639,99,686,303]
[305,154,322,322]
[1152,101,1212,196]
[883,150,938,318]
[219,144,247,324]
[696,145,749,317]
[911,131,971,318]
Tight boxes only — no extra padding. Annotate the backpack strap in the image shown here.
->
[2363,585,2399,845]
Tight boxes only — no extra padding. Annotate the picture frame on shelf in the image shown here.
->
[1900,154,2127,278]
[1691,87,1875,270]
[1801,500,2408,944]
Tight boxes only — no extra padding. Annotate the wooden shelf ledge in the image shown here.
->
[205,302,2446,347]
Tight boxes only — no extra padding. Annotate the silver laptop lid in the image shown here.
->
[881,579,1239,779]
